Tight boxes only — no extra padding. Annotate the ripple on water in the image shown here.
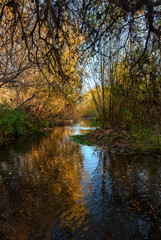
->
[0,120,160,239]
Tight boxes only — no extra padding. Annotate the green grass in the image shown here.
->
[71,134,93,146]
[91,117,101,127]
[72,125,161,156]
[130,126,161,154]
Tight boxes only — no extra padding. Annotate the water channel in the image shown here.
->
[0,120,160,240]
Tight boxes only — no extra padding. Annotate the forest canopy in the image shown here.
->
[0,0,161,129]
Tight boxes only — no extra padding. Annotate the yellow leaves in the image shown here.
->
[51,183,62,194]
[141,10,145,15]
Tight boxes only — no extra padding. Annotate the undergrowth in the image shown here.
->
[0,102,52,145]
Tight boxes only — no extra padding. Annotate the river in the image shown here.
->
[0,120,160,240]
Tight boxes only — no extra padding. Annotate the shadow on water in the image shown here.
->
[0,121,160,240]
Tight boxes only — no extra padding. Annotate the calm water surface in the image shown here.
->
[0,121,161,240]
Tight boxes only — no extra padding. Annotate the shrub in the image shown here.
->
[0,103,38,136]
[40,118,50,128]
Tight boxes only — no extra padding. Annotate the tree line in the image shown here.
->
[0,0,160,128]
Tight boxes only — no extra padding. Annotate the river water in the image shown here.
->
[0,120,160,240]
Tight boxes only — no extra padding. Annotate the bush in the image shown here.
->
[49,121,53,128]
[0,103,38,136]
[40,118,50,128]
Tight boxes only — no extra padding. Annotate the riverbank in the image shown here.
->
[72,126,161,156]
[0,103,75,145]
[0,120,74,145]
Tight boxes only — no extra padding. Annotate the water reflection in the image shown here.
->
[0,121,160,240]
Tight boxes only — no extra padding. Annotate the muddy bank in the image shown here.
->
[73,128,161,155]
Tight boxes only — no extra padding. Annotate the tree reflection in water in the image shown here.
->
[0,122,160,240]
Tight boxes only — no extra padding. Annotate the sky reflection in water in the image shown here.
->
[0,121,160,240]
